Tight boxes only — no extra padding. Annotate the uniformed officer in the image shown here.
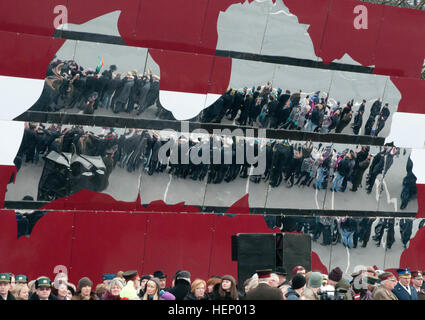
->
[102,273,116,286]
[372,272,398,300]
[393,268,418,300]
[411,270,425,300]
[244,269,283,300]
[15,274,28,285]
[30,276,58,300]
[0,273,15,300]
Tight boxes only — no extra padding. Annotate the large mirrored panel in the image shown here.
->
[5,123,142,208]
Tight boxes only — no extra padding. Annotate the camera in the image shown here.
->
[317,288,347,300]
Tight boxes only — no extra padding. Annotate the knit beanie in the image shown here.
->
[78,277,93,290]
[328,267,343,282]
[308,272,323,289]
[291,274,306,290]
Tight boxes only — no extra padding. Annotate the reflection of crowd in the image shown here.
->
[14,123,416,211]
[31,60,173,119]
[14,122,120,200]
[201,83,391,137]
[115,130,416,211]
[29,63,392,137]
[265,215,424,251]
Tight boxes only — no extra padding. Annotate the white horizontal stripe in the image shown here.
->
[0,120,24,166]
[0,76,45,120]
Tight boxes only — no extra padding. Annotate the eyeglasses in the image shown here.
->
[38,287,51,291]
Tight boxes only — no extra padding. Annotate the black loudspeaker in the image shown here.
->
[281,233,312,280]
[234,233,277,289]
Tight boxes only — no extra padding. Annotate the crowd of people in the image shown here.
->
[1,266,424,301]
[264,216,424,250]
[14,120,416,210]
[31,60,172,119]
[30,60,392,138]
[201,84,391,137]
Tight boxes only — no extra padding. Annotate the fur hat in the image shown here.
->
[78,277,93,290]
[328,267,343,282]
[176,270,191,283]
[291,274,306,290]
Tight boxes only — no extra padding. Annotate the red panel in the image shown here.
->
[142,213,214,282]
[391,77,425,114]
[43,189,138,212]
[70,211,147,285]
[149,49,213,94]
[281,0,332,59]
[208,56,233,96]
[0,210,74,282]
[375,6,425,78]
[0,0,67,36]
[130,0,209,54]
[0,31,64,79]
[319,0,384,66]
[416,184,425,219]
[399,226,425,270]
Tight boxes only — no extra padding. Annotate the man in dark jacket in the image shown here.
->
[352,109,364,135]
[244,270,283,300]
[393,269,418,300]
[366,151,385,194]
[29,276,58,300]
[285,274,306,300]
[0,273,15,300]
[375,103,391,136]
[168,271,191,300]
[370,98,382,118]
[331,153,352,192]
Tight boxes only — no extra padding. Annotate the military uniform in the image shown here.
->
[244,283,283,300]
[15,274,28,284]
[372,285,398,300]
[393,268,418,300]
[0,273,15,300]
[244,270,283,300]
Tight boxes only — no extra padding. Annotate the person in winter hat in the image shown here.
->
[168,270,191,300]
[72,277,98,300]
[285,274,306,300]
[302,272,322,300]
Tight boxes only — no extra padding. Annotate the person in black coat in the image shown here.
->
[375,103,391,136]
[370,99,382,118]
[366,151,385,194]
[352,109,364,135]
[167,271,192,300]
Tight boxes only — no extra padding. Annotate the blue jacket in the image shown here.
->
[392,283,418,300]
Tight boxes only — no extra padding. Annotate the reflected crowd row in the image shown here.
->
[11,122,417,212]
[29,59,392,138]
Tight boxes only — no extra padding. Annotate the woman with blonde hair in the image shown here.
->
[11,283,29,300]
[142,278,161,300]
[184,279,210,300]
